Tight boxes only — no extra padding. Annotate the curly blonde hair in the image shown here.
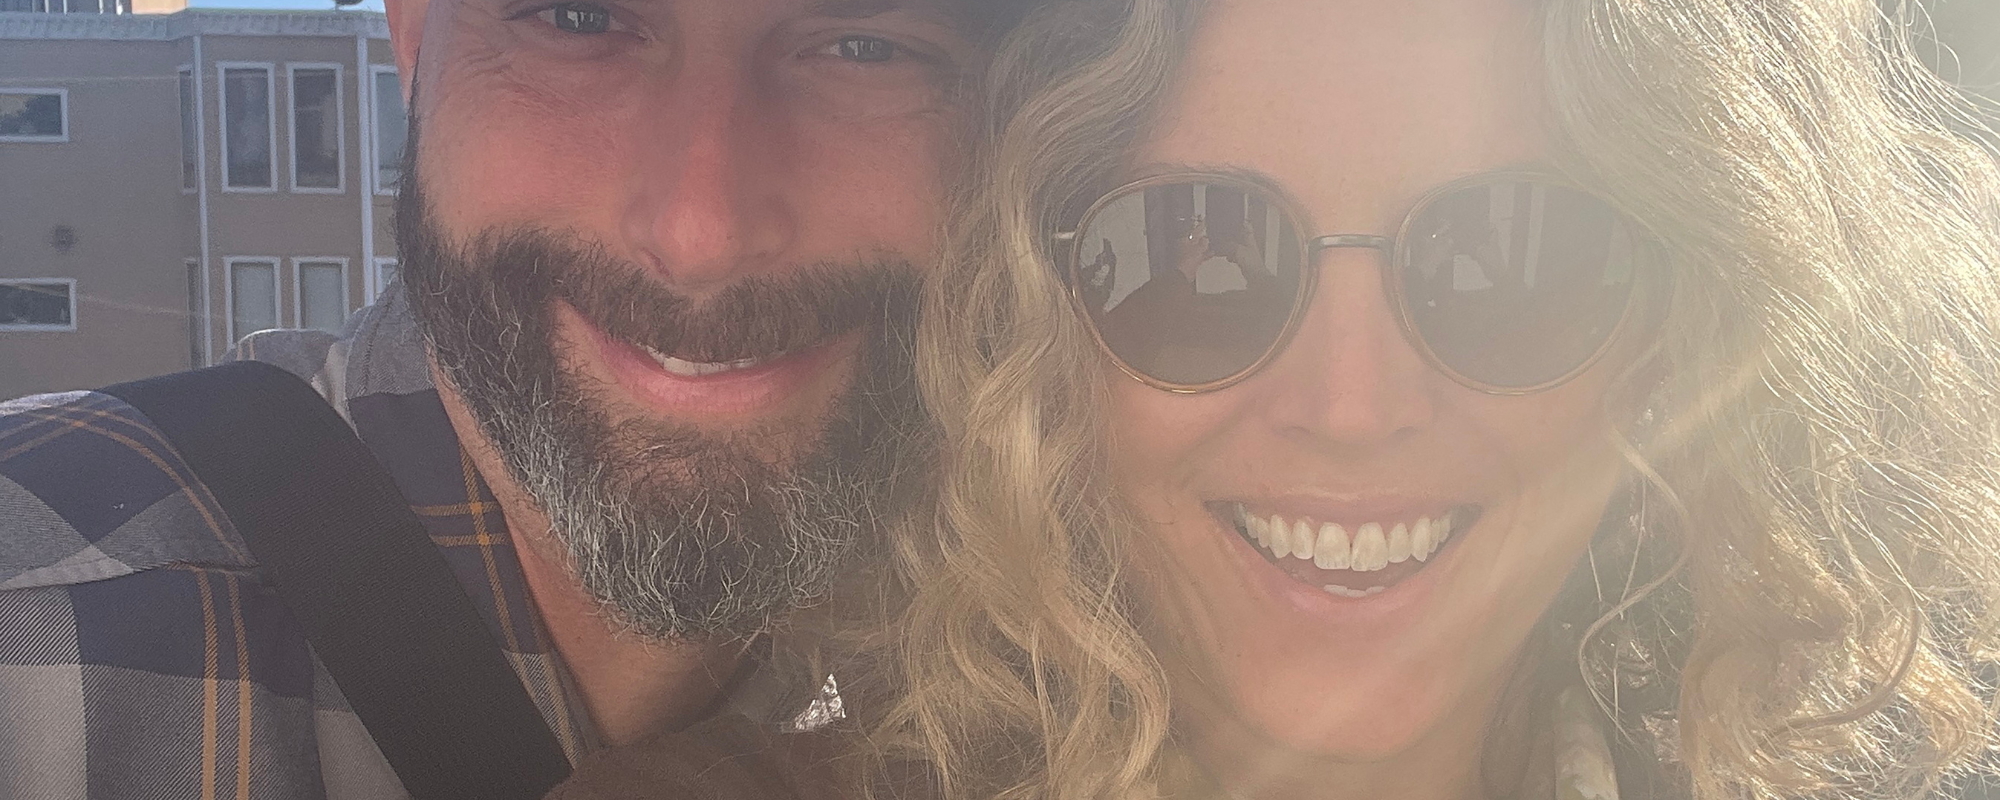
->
[824,0,2000,798]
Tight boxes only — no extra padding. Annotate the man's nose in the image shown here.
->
[1257,250,1438,449]
[620,62,795,291]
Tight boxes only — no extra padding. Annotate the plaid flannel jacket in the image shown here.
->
[0,287,598,799]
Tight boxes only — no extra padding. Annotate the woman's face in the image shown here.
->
[1107,0,1634,778]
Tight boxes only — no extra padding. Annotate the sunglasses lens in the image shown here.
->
[1073,181,1308,387]
[1400,181,1640,389]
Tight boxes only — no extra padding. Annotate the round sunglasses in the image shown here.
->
[1060,170,1655,395]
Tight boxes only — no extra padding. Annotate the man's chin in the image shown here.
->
[430,305,914,640]
[397,196,924,639]
[472,371,860,640]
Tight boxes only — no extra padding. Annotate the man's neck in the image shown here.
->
[433,367,746,747]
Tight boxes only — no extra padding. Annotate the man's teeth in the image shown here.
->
[641,345,768,377]
[1235,505,1455,573]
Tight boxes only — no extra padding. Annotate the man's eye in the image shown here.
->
[836,35,898,63]
[539,2,614,34]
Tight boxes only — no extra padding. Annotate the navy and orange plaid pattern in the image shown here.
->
[0,290,595,799]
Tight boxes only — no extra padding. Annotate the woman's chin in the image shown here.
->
[1203,659,1466,766]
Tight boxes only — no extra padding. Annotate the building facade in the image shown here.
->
[1,9,403,397]
[0,0,186,16]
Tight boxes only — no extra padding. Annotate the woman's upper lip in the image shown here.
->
[1213,494,1472,526]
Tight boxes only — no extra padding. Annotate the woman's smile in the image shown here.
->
[1215,501,1478,596]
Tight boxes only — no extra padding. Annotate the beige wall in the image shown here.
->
[194,33,399,367]
[1,15,399,398]
[0,37,191,396]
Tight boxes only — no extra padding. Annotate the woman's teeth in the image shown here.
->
[641,345,771,377]
[1232,505,1455,573]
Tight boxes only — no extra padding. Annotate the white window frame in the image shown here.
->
[371,256,400,299]
[217,63,277,193]
[367,65,403,196]
[291,256,351,331]
[0,277,79,332]
[177,67,196,193]
[224,256,282,343]
[285,63,345,195]
[0,87,70,143]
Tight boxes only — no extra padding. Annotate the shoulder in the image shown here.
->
[0,390,254,591]
[0,393,343,796]
[225,285,435,413]
[0,287,428,590]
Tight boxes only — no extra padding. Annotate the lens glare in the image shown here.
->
[1074,181,1306,386]
[1399,180,1638,388]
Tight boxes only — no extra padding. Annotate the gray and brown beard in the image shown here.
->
[395,169,926,643]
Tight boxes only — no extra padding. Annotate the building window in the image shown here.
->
[5,0,130,11]
[227,258,279,343]
[289,65,342,192]
[220,65,275,191]
[0,88,67,142]
[186,259,205,367]
[0,279,77,331]
[295,258,349,333]
[371,67,406,194]
[179,68,197,191]
[374,257,399,298]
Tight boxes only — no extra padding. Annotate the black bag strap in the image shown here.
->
[104,361,572,800]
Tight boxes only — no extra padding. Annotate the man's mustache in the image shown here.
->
[469,229,921,364]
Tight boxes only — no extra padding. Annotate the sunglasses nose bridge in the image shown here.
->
[1308,234,1392,254]
[1302,232,1397,316]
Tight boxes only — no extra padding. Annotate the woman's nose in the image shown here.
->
[1254,249,1438,449]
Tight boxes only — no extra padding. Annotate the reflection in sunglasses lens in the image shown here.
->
[1401,181,1638,389]
[1074,178,1639,391]
[1076,181,1305,386]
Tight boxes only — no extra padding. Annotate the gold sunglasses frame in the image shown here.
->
[1061,169,1652,396]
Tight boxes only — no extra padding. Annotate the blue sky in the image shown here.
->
[194,0,385,13]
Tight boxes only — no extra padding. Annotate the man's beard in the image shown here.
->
[396,176,925,642]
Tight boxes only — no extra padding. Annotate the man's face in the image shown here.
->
[387,0,973,640]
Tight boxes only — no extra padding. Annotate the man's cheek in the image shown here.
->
[423,91,637,229]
